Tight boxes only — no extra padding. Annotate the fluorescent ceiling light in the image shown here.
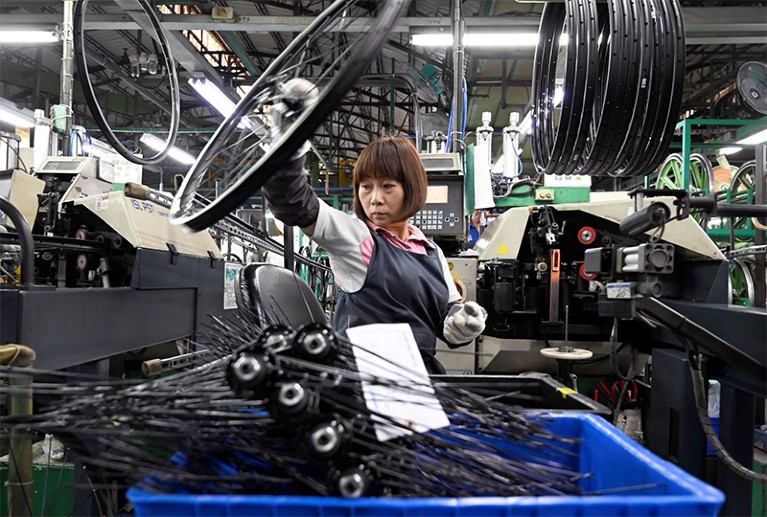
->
[189,77,256,130]
[717,146,742,155]
[0,30,59,44]
[0,103,35,128]
[736,128,767,146]
[139,133,196,165]
[411,32,568,47]
[410,33,455,47]
[189,78,237,118]
[466,32,539,47]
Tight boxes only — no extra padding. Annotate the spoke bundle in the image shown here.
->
[532,0,685,177]
[0,310,593,499]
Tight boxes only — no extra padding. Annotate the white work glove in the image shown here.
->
[443,301,487,345]
[270,78,319,159]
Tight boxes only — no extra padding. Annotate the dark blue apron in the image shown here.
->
[332,229,449,373]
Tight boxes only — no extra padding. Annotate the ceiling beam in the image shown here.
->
[110,0,223,77]
[6,8,765,45]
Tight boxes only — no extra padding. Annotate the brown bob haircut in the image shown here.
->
[352,136,428,222]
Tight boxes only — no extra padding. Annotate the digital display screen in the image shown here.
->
[425,184,449,204]
[43,160,81,171]
[421,157,458,170]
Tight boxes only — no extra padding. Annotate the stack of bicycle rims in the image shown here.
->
[532,0,685,177]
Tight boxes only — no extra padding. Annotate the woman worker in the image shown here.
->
[261,80,486,374]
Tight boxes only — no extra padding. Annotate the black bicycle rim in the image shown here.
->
[73,0,180,166]
[171,0,412,232]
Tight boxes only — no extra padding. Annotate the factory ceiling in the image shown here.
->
[0,0,765,187]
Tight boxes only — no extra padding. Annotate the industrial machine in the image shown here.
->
[0,160,234,371]
[473,188,766,515]
[472,194,723,373]
[434,255,478,374]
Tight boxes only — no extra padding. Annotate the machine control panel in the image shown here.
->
[412,174,465,238]
[412,153,465,238]
[36,156,100,177]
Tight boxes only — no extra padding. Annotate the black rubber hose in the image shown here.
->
[689,357,767,483]
[0,197,35,287]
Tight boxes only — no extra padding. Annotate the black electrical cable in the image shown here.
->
[0,134,29,173]
[687,352,767,483]
[0,197,34,287]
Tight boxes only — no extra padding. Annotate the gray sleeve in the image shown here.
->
[310,201,371,292]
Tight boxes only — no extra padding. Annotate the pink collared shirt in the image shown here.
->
[358,220,431,266]
[310,200,460,301]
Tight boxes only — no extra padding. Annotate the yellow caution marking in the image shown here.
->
[556,387,577,398]
[498,243,509,255]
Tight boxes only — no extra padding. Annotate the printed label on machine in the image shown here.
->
[223,262,243,310]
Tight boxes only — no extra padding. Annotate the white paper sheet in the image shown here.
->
[346,323,450,442]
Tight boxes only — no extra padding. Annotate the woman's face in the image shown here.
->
[358,177,405,227]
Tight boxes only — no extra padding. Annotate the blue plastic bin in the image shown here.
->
[127,413,724,516]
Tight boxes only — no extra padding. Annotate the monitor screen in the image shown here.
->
[44,160,81,171]
[425,184,449,204]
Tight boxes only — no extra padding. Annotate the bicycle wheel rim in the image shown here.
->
[73,0,180,166]
[171,0,411,232]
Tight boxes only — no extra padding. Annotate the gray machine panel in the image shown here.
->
[419,153,462,172]
[0,249,233,371]
[3,287,195,370]
[435,256,477,374]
